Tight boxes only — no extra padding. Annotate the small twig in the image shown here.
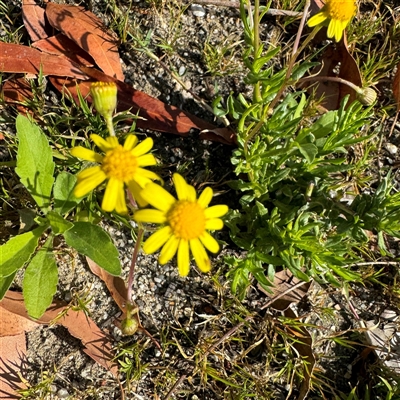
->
[163,374,187,400]
[189,0,303,16]
[343,261,400,268]
[126,227,144,303]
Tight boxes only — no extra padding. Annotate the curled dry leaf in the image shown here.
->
[22,0,53,42]
[300,35,362,111]
[45,2,124,81]
[0,291,118,377]
[2,78,33,115]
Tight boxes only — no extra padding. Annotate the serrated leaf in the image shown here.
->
[47,210,74,235]
[0,225,47,278]
[23,236,58,319]
[53,172,81,215]
[63,222,121,276]
[15,115,55,212]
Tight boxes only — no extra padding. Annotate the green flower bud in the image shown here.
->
[121,315,139,336]
[90,81,118,120]
[356,87,377,106]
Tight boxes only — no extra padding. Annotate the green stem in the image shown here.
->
[253,0,262,104]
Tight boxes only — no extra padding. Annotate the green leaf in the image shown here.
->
[63,222,121,276]
[296,143,318,163]
[53,172,81,215]
[15,115,55,212]
[0,225,47,278]
[47,211,74,235]
[0,272,17,300]
[23,236,58,319]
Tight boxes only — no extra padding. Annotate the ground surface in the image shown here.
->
[1,0,400,399]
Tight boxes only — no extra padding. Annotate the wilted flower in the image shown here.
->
[307,0,357,42]
[134,173,228,276]
[71,134,159,214]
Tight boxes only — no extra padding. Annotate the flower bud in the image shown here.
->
[90,81,118,120]
[356,87,377,106]
[120,315,139,335]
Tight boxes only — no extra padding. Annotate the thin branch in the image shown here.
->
[163,374,187,400]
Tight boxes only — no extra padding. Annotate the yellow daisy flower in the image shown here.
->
[134,173,228,276]
[71,134,160,214]
[307,0,357,42]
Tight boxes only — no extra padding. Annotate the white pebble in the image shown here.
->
[190,4,206,17]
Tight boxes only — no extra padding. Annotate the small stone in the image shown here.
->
[57,388,69,398]
[190,4,206,17]
[385,143,398,155]
[178,66,186,76]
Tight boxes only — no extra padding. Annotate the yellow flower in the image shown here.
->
[71,134,160,214]
[307,0,357,42]
[134,173,228,276]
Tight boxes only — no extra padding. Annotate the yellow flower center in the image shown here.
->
[167,200,206,240]
[326,0,356,21]
[102,145,138,182]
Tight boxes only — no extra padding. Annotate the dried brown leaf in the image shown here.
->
[22,0,53,42]
[50,68,236,143]
[1,78,33,115]
[32,34,95,67]
[0,42,88,80]
[1,292,118,377]
[86,257,127,315]
[0,334,28,399]
[258,270,311,311]
[285,307,315,400]
[45,3,124,81]
[302,37,362,111]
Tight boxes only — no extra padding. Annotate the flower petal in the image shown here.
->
[134,168,161,186]
[307,11,328,28]
[71,147,103,163]
[177,239,190,276]
[159,235,179,265]
[90,134,115,152]
[186,185,197,202]
[115,187,128,214]
[123,134,138,151]
[77,166,104,181]
[128,181,149,208]
[74,169,107,197]
[134,209,167,224]
[205,218,224,230]
[131,137,154,157]
[143,226,172,254]
[141,182,176,211]
[199,231,220,253]
[102,177,123,212]
[136,154,157,167]
[204,205,228,219]
[190,238,211,272]
[173,173,189,201]
[198,187,213,208]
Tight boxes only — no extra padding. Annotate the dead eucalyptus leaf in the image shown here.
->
[50,68,236,144]
[0,42,88,80]
[32,34,95,67]
[45,3,124,81]
[0,291,118,377]
[258,270,311,311]
[22,0,53,42]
